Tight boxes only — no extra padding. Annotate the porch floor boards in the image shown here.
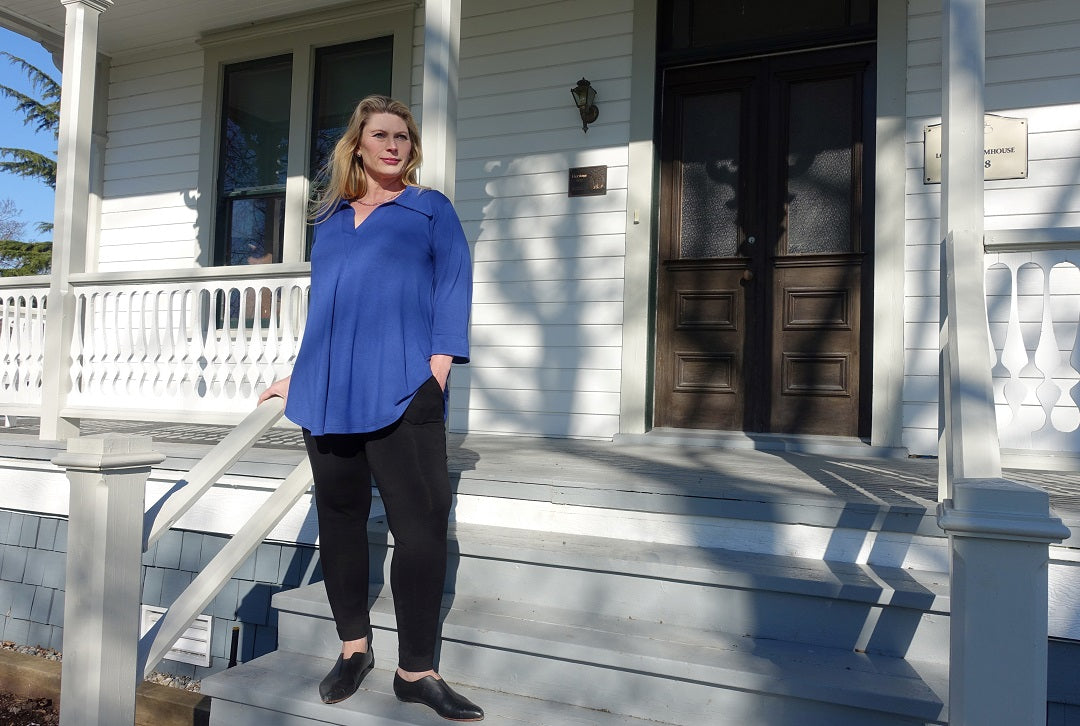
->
[2,416,1078,526]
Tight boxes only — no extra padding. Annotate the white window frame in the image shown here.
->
[195,3,415,266]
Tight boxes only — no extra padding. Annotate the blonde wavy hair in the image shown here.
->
[310,95,423,222]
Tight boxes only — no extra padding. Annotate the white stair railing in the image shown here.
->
[53,397,312,726]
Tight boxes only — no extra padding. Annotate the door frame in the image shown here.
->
[618,0,907,447]
[652,45,875,436]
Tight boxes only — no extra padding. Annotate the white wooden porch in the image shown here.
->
[4,418,1078,724]
[8,417,1075,524]
[5,416,1077,556]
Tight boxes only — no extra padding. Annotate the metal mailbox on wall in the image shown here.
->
[923,114,1028,184]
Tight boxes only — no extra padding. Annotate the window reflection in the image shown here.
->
[307,37,394,255]
[217,55,292,266]
[213,38,394,265]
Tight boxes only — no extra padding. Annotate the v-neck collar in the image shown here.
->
[336,186,420,230]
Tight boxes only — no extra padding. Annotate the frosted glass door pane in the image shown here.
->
[786,77,855,255]
[679,92,741,259]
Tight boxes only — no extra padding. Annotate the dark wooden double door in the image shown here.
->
[655,46,874,436]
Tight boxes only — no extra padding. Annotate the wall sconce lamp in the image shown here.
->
[571,77,599,133]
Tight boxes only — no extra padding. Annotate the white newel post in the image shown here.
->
[53,435,164,726]
[936,1,1073,724]
[40,0,112,441]
[938,482,1069,726]
[421,0,460,202]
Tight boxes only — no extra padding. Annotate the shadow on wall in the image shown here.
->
[450,78,627,438]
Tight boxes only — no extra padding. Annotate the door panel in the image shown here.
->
[658,261,749,428]
[655,66,760,429]
[767,54,869,435]
[770,258,862,433]
[655,46,873,436]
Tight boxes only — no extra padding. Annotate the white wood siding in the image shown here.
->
[100,46,204,271]
[93,2,633,438]
[426,0,635,438]
[903,0,1080,455]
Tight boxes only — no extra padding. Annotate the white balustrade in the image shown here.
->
[0,283,49,412]
[986,250,1080,453]
[66,270,310,419]
[6,253,1080,457]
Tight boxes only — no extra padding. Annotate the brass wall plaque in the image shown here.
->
[568,165,607,197]
[923,114,1028,184]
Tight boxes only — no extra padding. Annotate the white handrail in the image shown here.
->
[139,456,313,677]
[143,397,286,549]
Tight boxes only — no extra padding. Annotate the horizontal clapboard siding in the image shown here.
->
[442,0,633,437]
[902,0,1080,455]
[100,46,204,271]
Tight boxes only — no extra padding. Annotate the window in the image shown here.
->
[216,55,292,266]
[310,37,394,182]
[307,37,394,254]
[197,8,412,267]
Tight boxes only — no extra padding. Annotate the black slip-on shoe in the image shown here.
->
[393,672,484,721]
[318,649,374,704]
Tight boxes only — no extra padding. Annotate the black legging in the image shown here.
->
[303,376,451,672]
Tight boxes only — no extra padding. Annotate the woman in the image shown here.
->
[258,96,481,721]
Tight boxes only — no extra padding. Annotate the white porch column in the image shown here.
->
[421,0,460,201]
[40,0,112,441]
[937,8,1071,725]
[938,0,999,493]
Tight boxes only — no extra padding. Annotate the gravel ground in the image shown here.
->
[0,640,202,724]
[0,641,201,693]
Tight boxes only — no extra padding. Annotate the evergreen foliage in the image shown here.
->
[0,51,58,269]
[0,240,52,276]
[0,50,59,189]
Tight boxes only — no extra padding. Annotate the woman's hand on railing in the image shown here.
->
[257,375,291,406]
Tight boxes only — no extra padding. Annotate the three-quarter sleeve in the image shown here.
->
[429,197,472,363]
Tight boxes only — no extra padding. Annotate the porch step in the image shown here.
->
[363,520,951,661]
[203,652,658,726]
[263,589,948,725]
[202,522,950,725]
[204,589,948,725]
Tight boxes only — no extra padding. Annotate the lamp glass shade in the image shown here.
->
[571,78,595,109]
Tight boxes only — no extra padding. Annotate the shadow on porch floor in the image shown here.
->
[4,416,1078,527]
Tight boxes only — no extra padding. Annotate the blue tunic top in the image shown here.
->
[285,186,472,435]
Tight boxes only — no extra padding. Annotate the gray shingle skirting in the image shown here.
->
[0,508,322,680]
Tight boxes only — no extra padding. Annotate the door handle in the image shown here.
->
[747,235,756,245]
[742,269,754,282]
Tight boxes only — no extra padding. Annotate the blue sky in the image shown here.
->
[0,26,60,242]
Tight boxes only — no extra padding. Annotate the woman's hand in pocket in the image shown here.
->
[429,355,452,391]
